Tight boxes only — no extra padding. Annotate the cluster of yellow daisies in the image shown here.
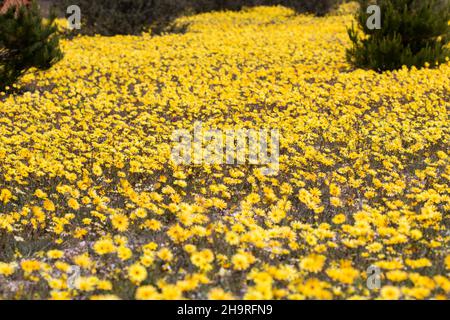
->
[0,5,449,300]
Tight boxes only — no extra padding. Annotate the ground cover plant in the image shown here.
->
[0,5,449,300]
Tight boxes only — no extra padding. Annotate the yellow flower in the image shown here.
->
[157,248,173,262]
[329,183,341,197]
[47,250,64,259]
[386,270,408,282]
[225,231,240,245]
[34,189,47,199]
[97,280,113,290]
[445,255,450,270]
[190,249,214,270]
[128,264,147,284]
[140,253,155,267]
[93,239,115,255]
[67,198,80,210]
[21,260,41,273]
[93,163,103,176]
[134,208,148,219]
[117,246,132,261]
[232,253,251,271]
[136,285,159,300]
[299,254,326,273]
[184,244,197,253]
[55,261,71,272]
[43,199,56,211]
[73,254,92,269]
[0,262,16,276]
[111,214,130,232]
[332,214,346,224]
[326,266,359,284]
[380,286,401,300]
[75,277,98,291]
[143,219,162,231]
[405,258,432,269]
[161,285,183,300]
[50,291,72,300]
[208,288,235,300]
[366,242,383,253]
[0,189,12,204]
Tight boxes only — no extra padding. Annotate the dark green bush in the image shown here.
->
[60,0,189,36]
[59,0,343,36]
[0,0,62,91]
[347,0,450,71]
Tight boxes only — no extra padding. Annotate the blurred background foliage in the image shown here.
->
[54,0,345,36]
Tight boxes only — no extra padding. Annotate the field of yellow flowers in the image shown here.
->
[0,6,449,300]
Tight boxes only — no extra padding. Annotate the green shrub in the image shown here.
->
[59,0,343,36]
[77,0,179,36]
[0,0,62,91]
[60,0,193,36]
[347,0,450,71]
